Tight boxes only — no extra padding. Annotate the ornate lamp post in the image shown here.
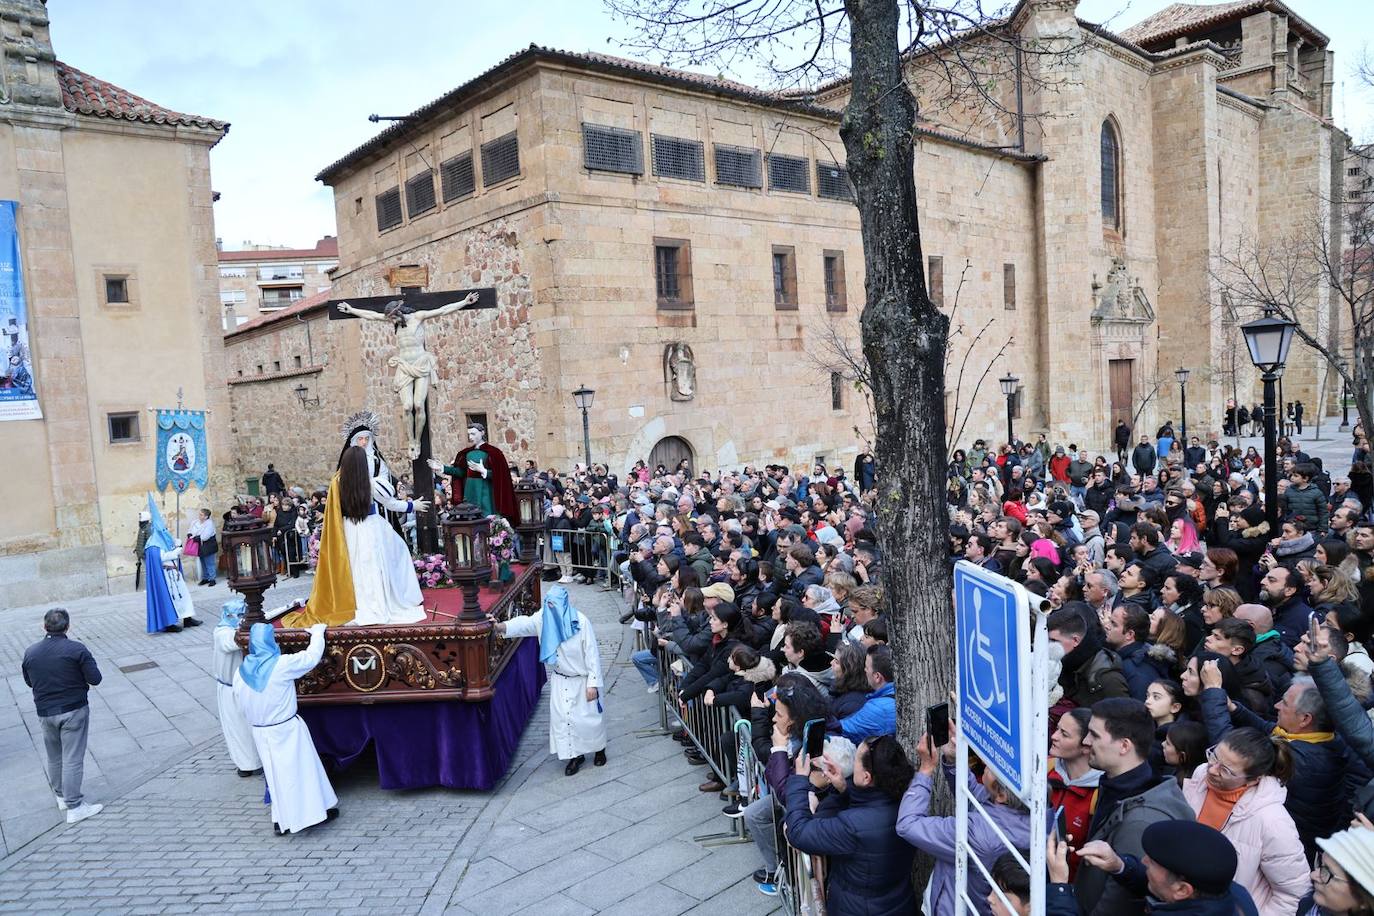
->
[222,515,277,627]
[1174,367,1191,444]
[1339,356,1351,431]
[513,478,546,564]
[572,384,595,468]
[998,373,1019,445]
[1241,314,1296,530]
[442,502,492,621]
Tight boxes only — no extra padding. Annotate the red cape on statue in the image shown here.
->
[453,442,518,521]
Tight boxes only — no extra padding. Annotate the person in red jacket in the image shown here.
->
[1047,707,1102,879]
[1050,445,1072,485]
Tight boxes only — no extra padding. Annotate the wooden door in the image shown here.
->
[649,436,694,474]
[1109,359,1134,436]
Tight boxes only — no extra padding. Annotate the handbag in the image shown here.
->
[201,534,218,556]
[184,536,200,557]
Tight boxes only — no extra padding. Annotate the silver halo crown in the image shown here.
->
[340,409,383,441]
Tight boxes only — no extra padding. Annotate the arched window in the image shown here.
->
[1100,119,1121,230]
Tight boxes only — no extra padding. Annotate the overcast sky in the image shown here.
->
[51,0,1374,250]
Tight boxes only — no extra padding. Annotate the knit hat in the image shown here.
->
[1240,504,1266,528]
[1317,828,1374,897]
[1140,820,1237,896]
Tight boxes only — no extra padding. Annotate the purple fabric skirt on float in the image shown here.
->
[299,638,546,790]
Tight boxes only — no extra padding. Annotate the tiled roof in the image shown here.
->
[1121,1,1327,49]
[224,288,332,338]
[219,238,339,263]
[317,44,838,182]
[55,61,228,132]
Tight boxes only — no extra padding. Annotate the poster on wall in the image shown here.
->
[0,200,41,422]
[155,409,209,492]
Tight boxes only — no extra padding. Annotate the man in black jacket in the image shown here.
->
[21,608,103,824]
[1131,437,1156,477]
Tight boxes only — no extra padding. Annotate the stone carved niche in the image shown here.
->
[1090,258,1155,325]
[663,342,695,401]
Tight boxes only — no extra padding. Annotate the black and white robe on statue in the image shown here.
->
[503,609,607,760]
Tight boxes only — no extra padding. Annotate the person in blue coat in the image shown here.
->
[783,734,916,916]
[838,645,898,743]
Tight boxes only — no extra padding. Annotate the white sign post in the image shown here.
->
[952,560,1048,915]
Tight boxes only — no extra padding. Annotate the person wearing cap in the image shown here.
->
[1301,828,1374,914]
[1076,509,1105,567]
[1067,819,1259,915]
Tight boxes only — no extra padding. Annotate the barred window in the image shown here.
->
[481,131,520,186]
[817,162,854,201]
[583,124,643,174]
[823,250,847,312]
[652,134,705,181]
[772,245,797,309]
[440,151,475,202]
[654,238,693,310]
[714,144,762,188]
[768,154,810,194]
[405,170,436,217]
[831,373,843,411]
[375,187,402,232]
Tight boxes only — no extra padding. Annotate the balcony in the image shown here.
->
[260,294,305,311]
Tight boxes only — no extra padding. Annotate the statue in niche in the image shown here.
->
[664,342,695,401]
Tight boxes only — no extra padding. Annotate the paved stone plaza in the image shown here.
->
[0,578,777,915]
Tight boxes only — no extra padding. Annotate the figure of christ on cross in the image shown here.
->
[337,291,479,460]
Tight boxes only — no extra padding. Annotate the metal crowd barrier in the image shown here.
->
[544,528,619,587]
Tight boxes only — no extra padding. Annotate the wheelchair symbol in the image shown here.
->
[966,586,1007,711]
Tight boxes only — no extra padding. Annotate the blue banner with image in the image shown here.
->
[0,200,41,421]
[156,409,208,492]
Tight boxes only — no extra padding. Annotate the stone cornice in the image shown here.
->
[226,365,325,384]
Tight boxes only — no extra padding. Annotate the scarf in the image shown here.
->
[1272,726,1335,743]
[218,599,246,629]
[539,586,580,665]
[239,623,281,692]
[1198,781,1250,830]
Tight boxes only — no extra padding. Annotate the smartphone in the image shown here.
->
[1053,805,1067,842]
[804,717,826,760]
[926,702,951,750]
[765,686,778,705]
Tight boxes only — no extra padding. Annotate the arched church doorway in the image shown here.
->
[649,436,694,474]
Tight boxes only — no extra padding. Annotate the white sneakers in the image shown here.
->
[54,794,67,811]
[65,803,102,824]
[558,575,574,583]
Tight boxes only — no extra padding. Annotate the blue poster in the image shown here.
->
[0,200,41,421]
[155,409,208,492]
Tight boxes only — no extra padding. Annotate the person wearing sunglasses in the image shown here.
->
[1179,727,1311,914]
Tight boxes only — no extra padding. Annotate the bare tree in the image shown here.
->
[603,0,1077,764]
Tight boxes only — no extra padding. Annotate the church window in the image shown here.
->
[652,135,705,181]
[481,131,521,186]
[583,124,643,175]
[104,276,129,304]
[772,246,797,309]
[375,187,402,232]
[654,238,693,310]
[107,412,140,444]
[767,153,810,194]
[1101,120,1121,230]
[404,169,436,217]
[823,251,847,312]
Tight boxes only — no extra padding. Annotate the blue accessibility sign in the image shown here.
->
[954,561,1032,799]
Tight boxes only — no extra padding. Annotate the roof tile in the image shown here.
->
[55,61,227,132]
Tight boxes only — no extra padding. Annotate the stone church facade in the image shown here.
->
[225,0,1347,485]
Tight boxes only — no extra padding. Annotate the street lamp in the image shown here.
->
[572,384,595,468]
[1338,357,1351,431]
[1241,315,1296,530]
[1174,367,1191,444]
[998,373,1019,445]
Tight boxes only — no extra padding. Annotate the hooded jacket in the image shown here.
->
[1181,767,1311,916]
[1048,759,1101,879]
[1073,775,1196,916]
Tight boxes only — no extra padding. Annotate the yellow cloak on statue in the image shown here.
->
[283,474,356,627]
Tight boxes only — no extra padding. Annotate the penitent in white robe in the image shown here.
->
[232,629,338,834]
[504,610,607,760]
[160,546,196,622]
[347,476,426,626]
[212,625,261,772]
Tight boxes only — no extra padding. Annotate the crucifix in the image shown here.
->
[329,282,497,552]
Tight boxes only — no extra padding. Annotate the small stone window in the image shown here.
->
[654,238,693,310]
[927,256,944,308]
[830,372,843,411]
[772,246,797,310]
[823,251,846,312]
[1003,263,1016,311]
[105,277,129,303]
[107,411,140,444]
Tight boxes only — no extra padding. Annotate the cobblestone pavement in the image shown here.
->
[0,577,778,915]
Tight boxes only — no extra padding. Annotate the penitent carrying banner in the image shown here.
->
[0,200,42,421]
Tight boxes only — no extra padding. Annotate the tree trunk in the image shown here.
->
[842,0,953,751]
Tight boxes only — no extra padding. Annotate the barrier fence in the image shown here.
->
[544,528,619,586]
[638,620,827,915]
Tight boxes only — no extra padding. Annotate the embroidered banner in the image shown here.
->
[155,409,208,492]
[0,200,41,421]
